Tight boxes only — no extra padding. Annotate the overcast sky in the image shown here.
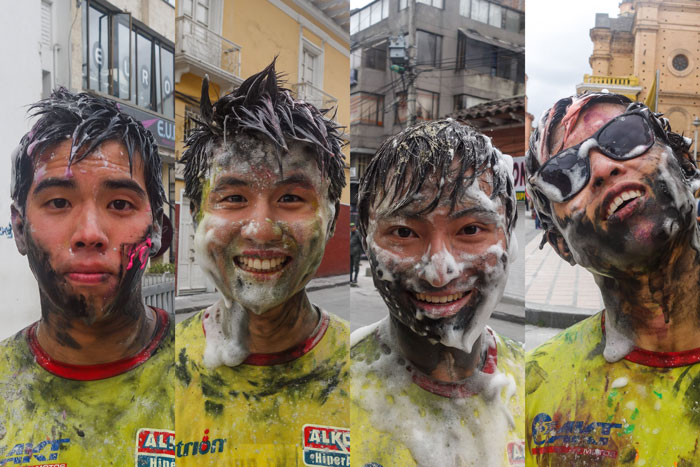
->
[350,0,622,126]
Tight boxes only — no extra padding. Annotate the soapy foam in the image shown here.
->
[352,318,519,466]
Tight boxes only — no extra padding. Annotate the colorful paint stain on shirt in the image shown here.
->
[526,312,700,466]
[174,308,350,466]
[0,309,175,466]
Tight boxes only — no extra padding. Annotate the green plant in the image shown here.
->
[147,262,176,274]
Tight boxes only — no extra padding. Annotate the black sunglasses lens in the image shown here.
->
[538,150,589,201]
[598,114,653,159]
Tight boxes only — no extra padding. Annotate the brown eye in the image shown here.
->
[109,199,133,210]
[460,225,481,235]
[279,194,303,203]
[48,198,69,209]
[394,227,416,238]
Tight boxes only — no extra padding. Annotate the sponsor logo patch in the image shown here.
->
[302,424,350,466]
[135,428,175,467]
[507,440,525,464]
[530,413,621,458]
[0,439,70,466]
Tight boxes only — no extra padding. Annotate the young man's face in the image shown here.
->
[545,103,697,273]
[366,164,511,352]
[16,139,156,323]
[193,135,336,314]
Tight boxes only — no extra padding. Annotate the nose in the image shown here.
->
[71,204,108,252]
[418,233,459,288]
[240,202,283,245]
[588,149,627,190]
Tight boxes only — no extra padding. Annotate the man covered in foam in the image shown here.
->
[525,93,700,465]
[0,89,174,465]
[351,119,525,466]
[174,61,349,465]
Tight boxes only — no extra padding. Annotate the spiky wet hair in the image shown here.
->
[358,119,517,240]
[182,61,346,206]
[12,88,166,217]
[526,93,693,234]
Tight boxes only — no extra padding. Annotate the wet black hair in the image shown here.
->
[526,93,693,234]
[182,60,346,206]
[358,119,517,241]
[12,88,166,218]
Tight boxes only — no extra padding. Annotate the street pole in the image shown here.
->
[407,0,417,127]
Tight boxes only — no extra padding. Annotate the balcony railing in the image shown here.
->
[582,75,640,87]
[292,82,338,113]
[176,15,242,79]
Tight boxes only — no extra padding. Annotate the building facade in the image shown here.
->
[349,0,525,219]
[577,0,700,138]
[174,0,351,295]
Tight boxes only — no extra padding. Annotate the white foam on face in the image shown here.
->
[352,319,520,466]
[192,138,335,367]
[201,299,250,368]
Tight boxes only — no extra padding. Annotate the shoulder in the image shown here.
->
[175,308,206,341]
[0,325,36,378]
[526,312,604,396]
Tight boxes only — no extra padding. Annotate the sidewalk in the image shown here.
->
[175,274,348,314]
[523,213,603,329]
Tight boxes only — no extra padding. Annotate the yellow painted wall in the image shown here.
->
[222,0,351,204]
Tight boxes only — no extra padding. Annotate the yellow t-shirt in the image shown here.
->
[0,307,175,467]
[175,307,350,466]
[351,319,525,467]
[526,312,700,466]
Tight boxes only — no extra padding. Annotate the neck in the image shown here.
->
[596,237,700,353]
[36,292,156,365]
[392,317,484,382]
[246,291,319,354]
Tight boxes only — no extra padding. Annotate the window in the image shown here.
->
[363,45,387,70]
[82,1,175,118]
[456,32,524,83]
[400,0,444,9]
[351,93,384,126]
[184,106,200,140]
[459,0,524,33]
[454,94,488,111]
[350,0,389,34]
[416,30,442,67]
[396,90,439,123]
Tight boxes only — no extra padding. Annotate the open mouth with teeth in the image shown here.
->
[411,290,473,319]
[605,189,644,220]
[234,255,291,273]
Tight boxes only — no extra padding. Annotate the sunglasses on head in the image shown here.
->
[530,111,658,203]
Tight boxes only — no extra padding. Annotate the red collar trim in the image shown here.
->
[27,307,170,381]
[242,311,330,366]
[410,328,498,398]
[601,313,700,368]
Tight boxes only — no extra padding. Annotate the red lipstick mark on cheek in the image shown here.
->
[126,237,152,270]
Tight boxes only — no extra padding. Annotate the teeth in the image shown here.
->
[237,256,287,272]
[606,190,642,219]
[415,292,466,304]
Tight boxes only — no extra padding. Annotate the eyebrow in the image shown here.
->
[275,174,315,190]
[32,178,76,197]
[449,207,499,221]
[212,176,248,191]
[103,179,147,199]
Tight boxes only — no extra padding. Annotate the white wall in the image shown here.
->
[0,2,46,338]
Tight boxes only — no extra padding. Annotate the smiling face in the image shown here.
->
[17,139,156,323]
[546,103,697,273]
[366,166,511,353]
[193,134,335,314]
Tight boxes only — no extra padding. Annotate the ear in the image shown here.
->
[10,204,27,256]
[546,229,576,266]
[149,211,164,256]
[326,200,341,240]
